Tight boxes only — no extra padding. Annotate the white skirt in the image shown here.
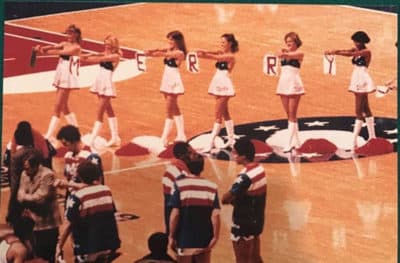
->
[53,56,80,89]
[208,69,235,96]
[160,66,184,95]
[348,66,375,93]
[90,67,116,97]
[276,66,304,95]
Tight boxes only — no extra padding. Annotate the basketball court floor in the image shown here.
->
[0,3,397,262]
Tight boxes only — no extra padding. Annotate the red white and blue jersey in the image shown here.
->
[230,163,267,238]
[162,159,189,233]
[64,150,103,183]
[162,159,189,195]
[65,184,120,256]
[170,175,220,249]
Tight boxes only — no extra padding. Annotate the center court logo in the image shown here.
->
[188,116,397,163]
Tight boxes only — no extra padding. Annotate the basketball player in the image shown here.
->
[162,142,197,234]
[144,31,188,146]
[34,24,82,141]
[169,154,220,263]
[80,34,122,148]
[325,31,375,150]
[222,138,267,263]
[197,34,239,151]
[276,32,304,153]
[55,125,104,202]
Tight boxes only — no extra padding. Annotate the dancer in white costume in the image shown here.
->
[145,31,188,146]
[34,24,82,141]
[276,32,304,153]
[80,34,122,148]
[325,31,376,150]
[197,33,239,151]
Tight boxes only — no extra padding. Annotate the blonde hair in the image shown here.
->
[105,34,123,56]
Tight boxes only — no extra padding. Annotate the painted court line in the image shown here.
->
[5,23,142,54]
[104,160,171,175]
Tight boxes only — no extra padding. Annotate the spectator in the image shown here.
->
[17,149,62,263]
[5,121,56,225]
[0,214,35,263]
[134,232,176,263]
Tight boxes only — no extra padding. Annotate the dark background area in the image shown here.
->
[4,1,398,20]
[4,2,128,20]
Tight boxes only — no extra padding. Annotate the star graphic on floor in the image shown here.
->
[304,121,329,127]
[254,125,280,132]
[384,128,397,135]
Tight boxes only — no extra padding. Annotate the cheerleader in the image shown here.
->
[276,32,304,152]
[34,24,81,141]
[145,31,187,146]
[197,33,239,151]
[325,31,376,149]
[80,34,122,148]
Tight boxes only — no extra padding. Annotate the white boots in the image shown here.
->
[89,117,121,149]
[174,115,187,142]
[45,112,78,140]
[352,119,363,149]
[105,117,121,147]
[224,120,235,148]
[284,121,301,153]
[365,116,376,140]
[202,122,222,152]
[353,117,376,149]
[160,118,174,146]
[89,121,103,147]
[160,115,187,146]
[44,116,60,140]
[64,112,78,127]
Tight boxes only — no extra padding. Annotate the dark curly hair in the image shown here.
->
[351,31,370,44]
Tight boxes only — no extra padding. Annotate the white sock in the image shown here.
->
[365,116,376,140]
[174,115,187,141]
[286,121,296,151]
[292,121,301,148]
[105,117,121,146]
[353,119,363,148]
[45,116,59,139]
[224,120,235,147]
[161,118,173,145]
[203,122,221,152]
[65,112,78,126]
[89,121,102,146]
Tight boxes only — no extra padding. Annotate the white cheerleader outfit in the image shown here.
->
[53,55,80,89]
[90,61,116,97]
[160,58,184,95]
[208,61,235,97]
[276,59,304,95]
[348,56,375,93]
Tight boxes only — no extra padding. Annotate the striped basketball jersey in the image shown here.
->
[64,150,103,182]
[230,162,267,237]
[162,159,189,233]
[65,184,120,256]
[170,175,220,248]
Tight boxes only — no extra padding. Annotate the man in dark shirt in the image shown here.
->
[222,138,267,263]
